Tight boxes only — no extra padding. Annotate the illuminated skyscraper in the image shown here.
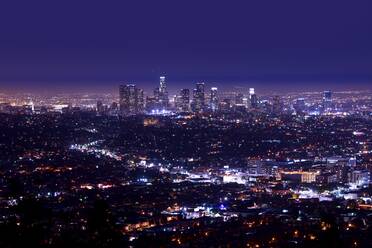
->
[119,84,143,115]
[159,76,166,93]
[119,84,133,114]
[250,93,258,109]
[248,88,258,109]
[323,90,332,111]
[157,76,169,109]
[192,82,205,113]
[249,88,255,96]
[210,87,218,111]
[179,88,190,112]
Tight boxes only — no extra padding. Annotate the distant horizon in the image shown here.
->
[0,78,371,96]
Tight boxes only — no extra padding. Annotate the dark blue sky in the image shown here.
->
[0,0,371,91]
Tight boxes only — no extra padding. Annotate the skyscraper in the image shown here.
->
[157,76,169,109]
[249,88,255,96]
[192,82,205,113]
[210,87,218,111]
[323,90,332,111]
[249,88,258,109]
[159,76,166,93]
[179,88,190,112]
[250,93,258,109]
[119,84,143,115]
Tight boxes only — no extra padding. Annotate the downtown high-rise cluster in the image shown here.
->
[117,76,265,116]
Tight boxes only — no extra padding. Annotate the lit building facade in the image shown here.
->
[323,90,332,111]
[192,82,205,113]
[179,88,190,112]
[119,84,144,115]
[210,87,218,111]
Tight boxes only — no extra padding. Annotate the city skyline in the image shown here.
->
[0,76,371,96]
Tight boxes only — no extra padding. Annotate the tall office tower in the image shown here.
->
[192,82,205,113]
[250,93,258,109]
[157,76,169,109]
[159,76,166,93]
[179,88,190,112]
[249,88,255,96]
[119,84,143,115]
[249,87,258,109]
[191,89,197,112]
[272,95,282,114]
[210,87,218,111]
[119,84,127,114]
[323,90,332,111]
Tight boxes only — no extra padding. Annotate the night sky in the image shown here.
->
[0,0,371,92]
